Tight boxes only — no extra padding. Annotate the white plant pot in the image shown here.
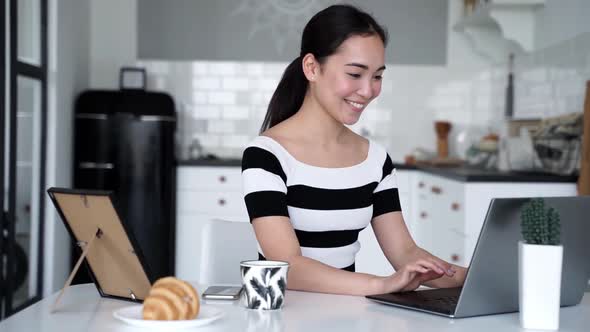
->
[518,241,563,330]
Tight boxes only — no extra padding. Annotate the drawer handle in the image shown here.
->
[451,202,460,211]
[420,212,428,219]
[418,182,425,188]
[431,186,442,194]
[218,198,226,206]
[451,254,460,262]
[218,175,227,183]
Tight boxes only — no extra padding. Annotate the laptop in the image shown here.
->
[366,196,590,318]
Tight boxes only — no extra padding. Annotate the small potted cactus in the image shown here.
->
[519,198,563,330]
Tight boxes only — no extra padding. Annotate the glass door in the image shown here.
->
[0,0,47,319]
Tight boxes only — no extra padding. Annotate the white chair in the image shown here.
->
[199,219,259,285]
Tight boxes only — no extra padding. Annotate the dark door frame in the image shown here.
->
[0,0,6,318]
[1,0,48,319]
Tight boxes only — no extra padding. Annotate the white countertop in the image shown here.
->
[1,284,589,331]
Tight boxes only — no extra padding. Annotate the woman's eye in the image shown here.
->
[347,73,361,79]
[374,75,383,81]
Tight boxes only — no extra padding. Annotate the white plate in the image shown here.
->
[113,305,224,329]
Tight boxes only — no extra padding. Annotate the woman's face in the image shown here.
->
[310,34,385,126]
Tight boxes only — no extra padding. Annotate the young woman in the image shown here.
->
[241,4,467,296]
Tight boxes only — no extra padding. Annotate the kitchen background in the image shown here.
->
[49,0,590,295]
[108,0,589,164]
[2,0,589,319]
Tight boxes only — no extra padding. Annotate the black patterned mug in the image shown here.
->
[240,260,289,310]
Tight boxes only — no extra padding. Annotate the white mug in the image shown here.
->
[240,260,289,310]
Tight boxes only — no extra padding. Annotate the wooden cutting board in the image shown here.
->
[579,81,590,195]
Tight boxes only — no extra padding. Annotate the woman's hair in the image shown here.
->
[260,4,388,132]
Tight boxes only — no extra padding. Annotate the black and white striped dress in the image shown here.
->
[241,136,401,272]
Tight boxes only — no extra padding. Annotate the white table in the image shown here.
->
[1,284,589,331]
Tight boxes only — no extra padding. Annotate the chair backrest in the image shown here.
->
[199,219,259,285]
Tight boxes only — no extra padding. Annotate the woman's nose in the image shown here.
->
[357,79,374,99]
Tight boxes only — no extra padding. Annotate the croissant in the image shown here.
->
[142,277,200,320]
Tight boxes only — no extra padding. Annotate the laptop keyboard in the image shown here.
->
[367,287,462,316]
[423,296,459,306]
[409,295,459,315]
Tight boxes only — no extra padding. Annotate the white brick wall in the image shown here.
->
[208,91,236,105]
[191,106,221,120]
[192,77,220,90]
[141,30,590,160]
[207,120,236,134]
[191,91,208,105]
[208,63,237,76]
[222,78,249,91]
[513,32,590,119]
[143,60,490,161]
[222,106,249,120]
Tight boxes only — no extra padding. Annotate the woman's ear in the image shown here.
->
[302,53,319,82]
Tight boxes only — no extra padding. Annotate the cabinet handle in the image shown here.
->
[451,254,460,262]
[218,198,226,206]
[420,212,428,219]
[451,202,460,211]
[431,186,442,194]
[218,175,227,183]
[418,182,425,188]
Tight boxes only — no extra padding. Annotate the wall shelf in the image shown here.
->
[453,0,545,62]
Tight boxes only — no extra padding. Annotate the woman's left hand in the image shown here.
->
[417,251,469,288]
[430,256,457,278]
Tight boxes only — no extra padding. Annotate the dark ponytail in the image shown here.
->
[260,56,308,132]
[260,4,388,132]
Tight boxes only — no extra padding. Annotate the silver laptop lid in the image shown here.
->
[455,196,590,318]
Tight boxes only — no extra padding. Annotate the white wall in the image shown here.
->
[534,0,590,50]
[44,0,90,296]
[89,0,137,88]
[89,0,490,162]
[90,0,489,86]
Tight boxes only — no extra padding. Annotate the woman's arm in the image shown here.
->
[371,211,467,288]
[252,216,445,295]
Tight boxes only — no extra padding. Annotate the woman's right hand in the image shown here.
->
[375,259,446,294]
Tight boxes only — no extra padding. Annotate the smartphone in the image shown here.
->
[202,285,243,300]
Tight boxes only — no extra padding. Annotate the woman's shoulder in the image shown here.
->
[242,135,292,168]
[244,135,280,156]
[343,131,389,167]
[366,138,391,168]
[368,139,388,157]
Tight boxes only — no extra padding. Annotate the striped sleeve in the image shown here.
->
[372,153,402,218]
[242,146,289,222]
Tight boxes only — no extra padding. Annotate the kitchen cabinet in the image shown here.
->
[175,166,248,282]
[411,172,468,266]
[176,165,577,281]
[410,172,577,267]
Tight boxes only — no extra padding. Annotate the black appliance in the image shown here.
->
[72,90,176,284]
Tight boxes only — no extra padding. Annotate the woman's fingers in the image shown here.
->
[417,270,444,283]
[426,256,456,276]
[413,259,445,275]
[391,259,452,293]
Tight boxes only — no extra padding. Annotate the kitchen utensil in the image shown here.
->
[505,54,514,118]
[435,121,452,158]
[579,81,590,195]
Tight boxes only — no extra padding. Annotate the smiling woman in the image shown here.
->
[259,4,388,132]
[241,4,467,297]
